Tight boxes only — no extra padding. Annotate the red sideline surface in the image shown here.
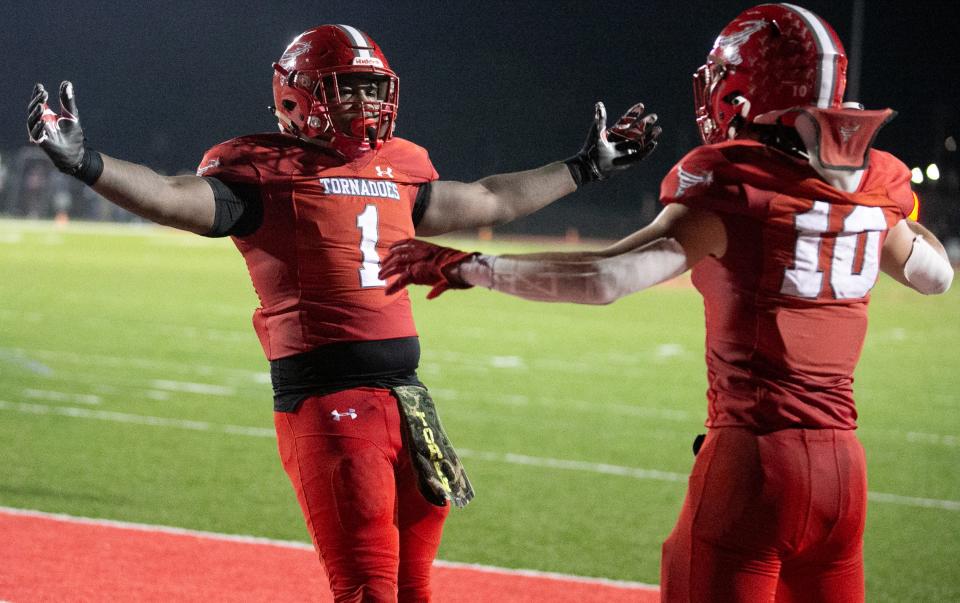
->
[0,508,658,602]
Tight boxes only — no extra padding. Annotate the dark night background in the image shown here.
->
[3,0,958,240]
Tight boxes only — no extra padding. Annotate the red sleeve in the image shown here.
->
[867,150,915,219]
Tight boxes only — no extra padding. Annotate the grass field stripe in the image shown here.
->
[866,492,960,511]
[0,311,253,345]
[906,431,959,447]
[6,345,695,420]
[0,400,274,437]
[14,346,950,443]
[2,346,269,381]
[22,388,101,405]
[7,332,692,380]
[458,448,688,482]
[0,506,657,591]
[0,218,198,237]
[0,347,53,375]
[149,379,235,396]
[4,400,958,512]
[431,385,694,422]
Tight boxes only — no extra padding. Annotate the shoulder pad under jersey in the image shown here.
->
[660,143,738,210]
[196,133,299,184]
[372,137,439,183]
[861,150,914,219]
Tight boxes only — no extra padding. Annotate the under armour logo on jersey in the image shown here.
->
[675,166,714,198]
[331,408,358,421]
[375,166,393,178]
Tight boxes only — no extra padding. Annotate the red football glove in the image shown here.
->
[380,239,478,299]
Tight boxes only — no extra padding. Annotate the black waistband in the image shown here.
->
[270,337,422,412]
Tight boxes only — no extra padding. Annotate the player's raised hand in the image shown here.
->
[28,81,101,184]
[380,239,478,299]
[565,101,661,185]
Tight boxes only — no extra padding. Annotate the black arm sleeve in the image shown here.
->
[201,177,264,238]
[412,181,432,227]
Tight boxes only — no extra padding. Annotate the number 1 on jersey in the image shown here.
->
[357,204,387,288]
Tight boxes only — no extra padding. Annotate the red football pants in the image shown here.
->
[274,388,449,602]
[661,427,867,603]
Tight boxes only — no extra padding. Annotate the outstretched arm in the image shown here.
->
[381,204,726,303]
[415,102,660,236]
[881,219,953,294]
[28,81,216,234]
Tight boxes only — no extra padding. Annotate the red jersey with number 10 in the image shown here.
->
[197,133,438,360]
[660,140,914,432]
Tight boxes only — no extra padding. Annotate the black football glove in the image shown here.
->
[564,101,660,186]
[27,81,103,185]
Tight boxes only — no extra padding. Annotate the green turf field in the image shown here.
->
[1,219,957,601]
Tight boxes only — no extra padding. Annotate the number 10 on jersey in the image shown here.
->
[781,200,888,300]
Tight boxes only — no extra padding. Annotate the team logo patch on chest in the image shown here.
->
[318,177,400,200]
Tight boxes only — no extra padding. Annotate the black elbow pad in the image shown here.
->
[202,177,263,238]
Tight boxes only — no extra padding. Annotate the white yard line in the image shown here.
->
[149,379,235,396]
[22,388,101,405]
[1,399,957,512]
[4,345,958,445]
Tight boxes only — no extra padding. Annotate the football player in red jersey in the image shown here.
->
[26,24,661,603]
[379,4,953,601]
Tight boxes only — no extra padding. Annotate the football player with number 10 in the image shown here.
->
[380,4,953,601]
[27,24,660,602]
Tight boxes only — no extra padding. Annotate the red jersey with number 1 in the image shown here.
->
[197,133,438,360]
[660,139,914,432]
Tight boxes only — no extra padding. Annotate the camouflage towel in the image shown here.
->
[392,385,474,508]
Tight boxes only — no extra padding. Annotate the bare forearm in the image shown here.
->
[417,163,576,235]
[473,162,577,224]
[93,154,215,234]
[458,239,689,305]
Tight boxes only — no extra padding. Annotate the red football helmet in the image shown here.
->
[272,24,399,157]
[694,3,848,144]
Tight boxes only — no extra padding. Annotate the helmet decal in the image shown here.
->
[279,41,312,71]
[715,19,768,66]
[334,24,375,57]
[781,4,842,108]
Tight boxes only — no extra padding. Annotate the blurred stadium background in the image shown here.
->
[2,1,958,250]
[2,1,958,601]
